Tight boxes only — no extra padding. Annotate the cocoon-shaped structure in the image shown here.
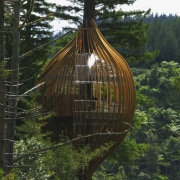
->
[41,20,136,179]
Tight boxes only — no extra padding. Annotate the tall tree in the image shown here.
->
[0,0,6,171]
[55,0,150,66]
[1,0,151,178]
[0,0,55,174]
[145,15,180,63]
[0,0,21,174]
[5,0,20,173]
[18,0,55,93]
[47,0,147,179]
[93,61,180,179]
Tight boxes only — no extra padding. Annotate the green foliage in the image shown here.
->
[54,0,151,66]
[45,143,112,179]
[0,61,6,78]
[13,137,51,180]
[0,169,5,179]
[3,0,180,179]
[6,0,55,94]
[145,15,180,63]
[93,137,149,179]
[13,135,113,179]
[94,61,180,178]
[98,10,151,66]
[49,31,75,60]
[134,61,180,179]
[0,168,18,180]
[170,71,180,93]
[0,60,11,78]
[14,90,113,179]
[55,0,135,27]
[136,61,180,110]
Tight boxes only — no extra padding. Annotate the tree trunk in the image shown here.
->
[0,0,6,171]
[78,1,95,179]
[5,0,20,173]
[82,0,96,52]
[83,0,95,27]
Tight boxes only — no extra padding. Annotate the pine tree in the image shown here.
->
[45,1,149,179]
[19,0,55,93]
[1,0,153,178]
[55,0,150,66]
[0,0,6,171]
[0,0,56,174]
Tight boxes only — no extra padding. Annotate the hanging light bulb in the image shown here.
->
[87,53,96,69]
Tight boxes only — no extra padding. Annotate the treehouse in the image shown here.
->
[41,20,136,179]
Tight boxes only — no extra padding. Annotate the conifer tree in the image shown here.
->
[0,0,152,178]
[0,0,5,171]
[55,0,150,66]
[0,0,56,174]
[19,0,55,93]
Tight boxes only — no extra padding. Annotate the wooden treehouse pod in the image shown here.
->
[41,20,136,178]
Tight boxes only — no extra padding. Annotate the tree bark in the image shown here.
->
[5,0,20,173]
[0,0,6,171]
[83,0,95,27]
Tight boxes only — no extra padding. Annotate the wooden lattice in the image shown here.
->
[41,20,136,178]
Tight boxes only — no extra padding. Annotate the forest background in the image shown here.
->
[0,0,180,179]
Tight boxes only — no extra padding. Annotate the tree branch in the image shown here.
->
[20,30,73,59]
[21,81,45,96]
[19,0,34,30]
[13,128,131,163]
[21,13,53,28]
